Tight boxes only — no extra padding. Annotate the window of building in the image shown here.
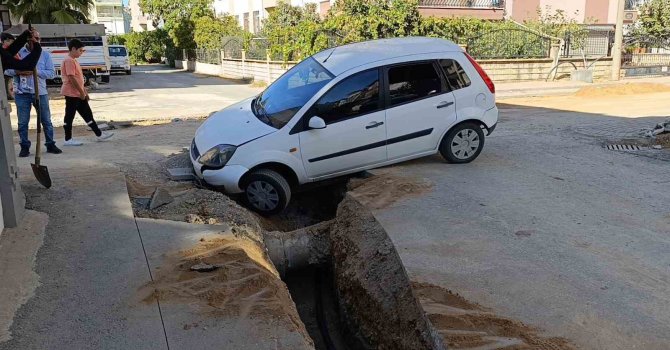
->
[253,11,260,34]
[243,12,250,32]
[387,63,442,107]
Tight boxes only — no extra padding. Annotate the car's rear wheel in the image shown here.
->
[126,70,132,75]
[243,169,291,215]
[439,122,485,163]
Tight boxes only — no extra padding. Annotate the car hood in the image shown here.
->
[194,97,277,152]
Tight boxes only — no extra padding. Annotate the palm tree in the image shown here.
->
[6,0,93,24]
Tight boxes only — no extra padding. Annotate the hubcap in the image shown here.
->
[247,181,280,211]
[451,129,480,160]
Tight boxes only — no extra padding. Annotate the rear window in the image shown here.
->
[109,47,127,57]
[440,59,471,91]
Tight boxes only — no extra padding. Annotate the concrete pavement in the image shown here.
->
[368,94,670,350]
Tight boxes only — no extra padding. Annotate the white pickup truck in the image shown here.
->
[7,24,111,85]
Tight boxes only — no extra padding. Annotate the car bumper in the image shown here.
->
[190,142,247,193]
[111,66,130,71]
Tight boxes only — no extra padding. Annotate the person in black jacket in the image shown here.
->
[0,29,41,71]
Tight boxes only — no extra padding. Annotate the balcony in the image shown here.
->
[419,0,504,9]
[418,0,505,20]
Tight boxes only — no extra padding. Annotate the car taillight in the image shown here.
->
[464,52,495,94]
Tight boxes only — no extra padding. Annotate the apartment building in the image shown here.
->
[213,0,335,34]
[90,0,130,35]
[129,0,157,32]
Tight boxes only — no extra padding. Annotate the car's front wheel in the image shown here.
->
[439,122,485,163]
[243,169,291,215]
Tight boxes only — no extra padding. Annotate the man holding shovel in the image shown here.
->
[4,30,62,157]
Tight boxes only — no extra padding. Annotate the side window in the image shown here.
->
[312,69,380,125]
[387,62,442,107]
[440,59,471,90]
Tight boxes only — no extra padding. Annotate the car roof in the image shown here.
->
[312,37,463,76]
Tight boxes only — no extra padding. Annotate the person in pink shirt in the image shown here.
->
[61,38,113,146]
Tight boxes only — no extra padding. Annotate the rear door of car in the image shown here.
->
[383,60,457,160]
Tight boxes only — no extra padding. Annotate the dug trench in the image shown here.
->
[122,151,576,350]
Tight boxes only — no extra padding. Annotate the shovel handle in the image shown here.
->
[33,68,42,165]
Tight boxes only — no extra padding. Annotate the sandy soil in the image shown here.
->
[348,171,433,210]
[413,282,576,350]
[142,235,312,344]
[574,82,670,98]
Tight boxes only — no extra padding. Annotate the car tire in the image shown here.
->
[243,169,291,215]
[126,70,131,75]
[101,75,110,83]
[439,122,485,164]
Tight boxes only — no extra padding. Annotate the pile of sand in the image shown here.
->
[574,83,670,98]
[413,282,575,350]
[142,236,312,344]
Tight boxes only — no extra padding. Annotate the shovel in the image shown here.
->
[30,67,52,188]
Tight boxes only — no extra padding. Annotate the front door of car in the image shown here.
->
[384,61,457,160]
[298,69,387,179]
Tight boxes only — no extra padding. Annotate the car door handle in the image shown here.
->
[436,101,454,109]
[366,121,384,129]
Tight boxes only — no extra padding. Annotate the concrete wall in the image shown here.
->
[480,57,613,82]
[190,56,614,83]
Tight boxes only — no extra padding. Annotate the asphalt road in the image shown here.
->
[9,65,262,129]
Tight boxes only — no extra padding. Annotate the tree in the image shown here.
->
[123,28,172,63]
[194,14,241,50]
[323,0,422,43]
[6,0,92,24]
[262,1,327,61]
[139,0,214,57]
[632,0,670,41]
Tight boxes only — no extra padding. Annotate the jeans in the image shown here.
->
[15,93,55,148]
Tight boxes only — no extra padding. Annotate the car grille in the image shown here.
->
[191,139,200,160]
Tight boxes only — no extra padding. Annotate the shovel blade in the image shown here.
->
[31,163,52,189]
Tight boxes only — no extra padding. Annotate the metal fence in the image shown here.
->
[195,48,221,65]
[622,38,670,68]
[562,29,614,58]
[419,0,504,8]
[246,38,270,60]
[466,28,553,59]
[222,37,243,59]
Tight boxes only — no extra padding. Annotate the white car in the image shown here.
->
[108,45,131,75]
[191,37,498,214]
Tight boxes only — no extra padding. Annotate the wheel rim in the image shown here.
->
[451,128,480,160]
[247,181,280,211]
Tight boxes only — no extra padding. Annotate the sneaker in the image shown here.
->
[96,131,114,142]
[46,144,63,154]
[64,139,84,146]
[18,147,30,157]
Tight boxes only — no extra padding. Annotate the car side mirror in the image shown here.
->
[308,116,326,130]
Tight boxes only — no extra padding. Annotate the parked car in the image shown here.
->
[109,45,131,75]
[190,37,498,214]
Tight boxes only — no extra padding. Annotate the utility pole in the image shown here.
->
[611,0,626,80]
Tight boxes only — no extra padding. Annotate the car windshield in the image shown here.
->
[252,57,333,129]
[109,47,127,56]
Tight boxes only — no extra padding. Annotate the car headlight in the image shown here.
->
[198,144,236,169]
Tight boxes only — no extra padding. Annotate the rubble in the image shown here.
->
[639,119,670,138]
[149,187,174,209]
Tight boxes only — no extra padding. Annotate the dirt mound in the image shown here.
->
[135,188,263,238]
[574,83,670,98]
[142,236,313,346]
[413,282,576,350]
[348,172,433,210]
[330,195,445,350]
